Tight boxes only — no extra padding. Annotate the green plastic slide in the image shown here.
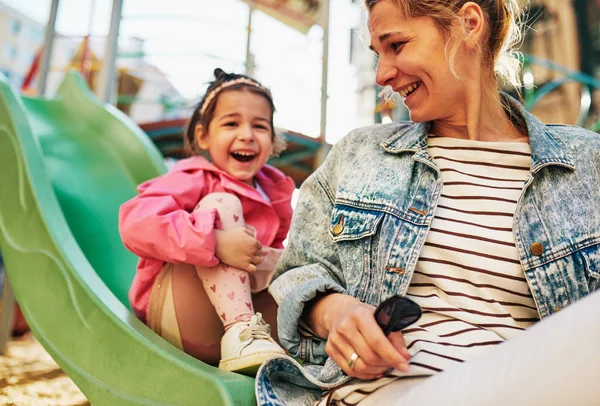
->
[0,71,256,405]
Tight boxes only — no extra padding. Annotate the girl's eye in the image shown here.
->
[255,124,269,130]
[224,122,237,127]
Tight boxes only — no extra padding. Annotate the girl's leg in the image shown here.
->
[147,263,223,365]
[146,262,281,365]
[359,290,600,406]
[195,192,285,373]
[195,193,256,327]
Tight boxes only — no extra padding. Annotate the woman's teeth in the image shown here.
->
[399,82,421,98]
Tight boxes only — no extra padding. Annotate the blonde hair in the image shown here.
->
[365,0,525,88]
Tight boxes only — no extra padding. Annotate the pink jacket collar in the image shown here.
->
[173,156,295,204]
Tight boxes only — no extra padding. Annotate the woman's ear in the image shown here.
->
[459,1,485,49]
[195,124,208,150]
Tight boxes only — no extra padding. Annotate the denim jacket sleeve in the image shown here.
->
[268,139,348,365]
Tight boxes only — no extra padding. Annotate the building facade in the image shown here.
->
[0,2,44,89]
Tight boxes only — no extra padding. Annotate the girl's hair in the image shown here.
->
[364,0,524,88]
[184,68,286,156]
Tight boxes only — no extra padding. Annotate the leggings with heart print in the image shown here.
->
[195,192,257,329]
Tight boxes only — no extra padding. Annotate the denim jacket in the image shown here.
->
[255,96,600,405]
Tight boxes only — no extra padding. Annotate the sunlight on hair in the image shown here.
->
[523,71,534,90]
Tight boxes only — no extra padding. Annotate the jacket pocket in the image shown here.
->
[579,243,600,292]
[328,204,386,303]
[329,205,385,242]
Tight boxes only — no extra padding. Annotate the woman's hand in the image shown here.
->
[214,228,263,272]
[306,293,411,380]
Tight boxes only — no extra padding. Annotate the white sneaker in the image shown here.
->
[218,312,286,375]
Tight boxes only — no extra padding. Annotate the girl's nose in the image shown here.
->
[375,56,398,88]
[238,125,255,141]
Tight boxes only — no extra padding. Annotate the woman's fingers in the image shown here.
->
[388,331,411,360]
[326,341,387,380]
[357,316,410,372]
[335,323,389,368]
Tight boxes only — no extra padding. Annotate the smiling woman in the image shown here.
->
[254,1,600,405]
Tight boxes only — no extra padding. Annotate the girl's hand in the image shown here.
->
[308,293,411,380]
[214,228,263,272]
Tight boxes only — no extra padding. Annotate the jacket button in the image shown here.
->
[385,266,406,275]
[332,214,345,235]
[530,242,544,256]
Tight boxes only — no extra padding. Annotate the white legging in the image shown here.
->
[360,290,600,406]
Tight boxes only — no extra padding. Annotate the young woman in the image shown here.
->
[255,1,600,404]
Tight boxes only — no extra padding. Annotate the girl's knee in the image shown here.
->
[196,193,242,212]
[195,193,244,229]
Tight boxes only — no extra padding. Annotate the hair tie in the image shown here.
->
[214,68,227,80]
[199,78,271,116]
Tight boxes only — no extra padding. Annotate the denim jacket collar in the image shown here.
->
[379,94,575,173]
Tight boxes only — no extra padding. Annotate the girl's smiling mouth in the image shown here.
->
[231,151,257,162]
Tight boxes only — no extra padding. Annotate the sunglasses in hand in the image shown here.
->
[374,295,422,336]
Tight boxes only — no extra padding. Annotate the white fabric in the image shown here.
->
[358,290,600,405]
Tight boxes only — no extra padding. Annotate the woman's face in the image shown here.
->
[368,0,469,123]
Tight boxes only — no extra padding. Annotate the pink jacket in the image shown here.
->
[119,156,295,322]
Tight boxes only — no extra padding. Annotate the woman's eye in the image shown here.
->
[391,42,406,53]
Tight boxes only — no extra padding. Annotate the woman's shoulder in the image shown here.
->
[545,124,600,154]
[546,123,600,141]
[333,121,418,152]
[543,124,600,170]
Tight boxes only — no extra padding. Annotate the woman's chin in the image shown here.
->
[407,110,429,123]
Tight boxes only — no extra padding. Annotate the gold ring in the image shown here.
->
[348,352,359,370]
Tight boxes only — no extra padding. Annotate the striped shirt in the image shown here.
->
[403,135,539,375]
[317,136,539,406]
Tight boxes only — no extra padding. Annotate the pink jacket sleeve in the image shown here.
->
[119,169,220,267]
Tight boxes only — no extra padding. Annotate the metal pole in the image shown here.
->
[97,0,123,103]
[245,6,255,77]
[316,0,331,166]
[36,0,60,96]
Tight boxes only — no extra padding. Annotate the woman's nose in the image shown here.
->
[375,56,397,88]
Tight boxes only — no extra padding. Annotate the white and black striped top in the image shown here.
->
[403,135,539,375]
[316,136,540,406]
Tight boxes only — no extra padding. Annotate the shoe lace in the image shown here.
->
[239,313,272,342]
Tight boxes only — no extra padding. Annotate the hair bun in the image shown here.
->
[214,68,227,80]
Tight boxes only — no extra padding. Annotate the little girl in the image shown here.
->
[119,68,295,375]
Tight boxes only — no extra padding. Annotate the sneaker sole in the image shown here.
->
[219,351,284,376]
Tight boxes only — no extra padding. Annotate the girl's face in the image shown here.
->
[368,0,470,123]
[196,89,274,185]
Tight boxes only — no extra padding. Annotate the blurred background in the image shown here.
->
[1,0,598,185]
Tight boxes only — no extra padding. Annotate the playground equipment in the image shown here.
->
[0,71,256,405]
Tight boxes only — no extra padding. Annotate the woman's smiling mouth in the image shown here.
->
[398,81,422,98]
